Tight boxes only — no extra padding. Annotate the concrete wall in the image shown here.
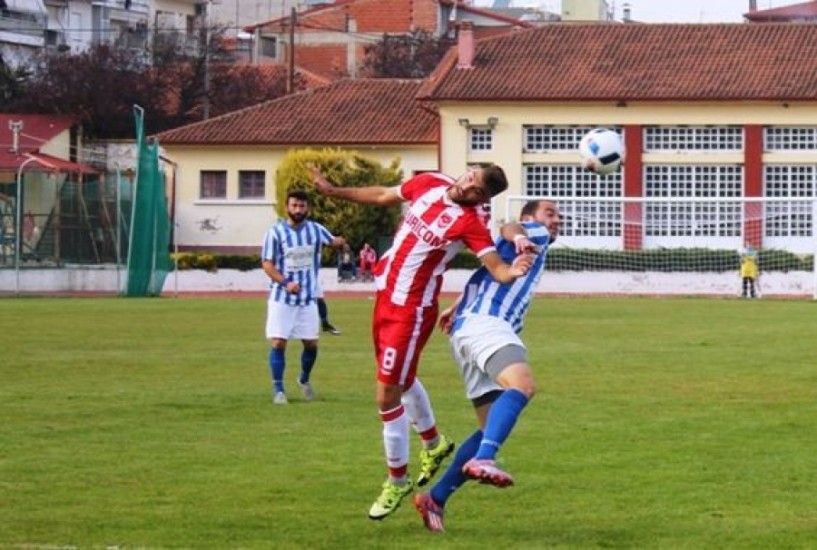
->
[1,267,813,297]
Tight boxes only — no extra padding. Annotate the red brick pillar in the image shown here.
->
[623,125,643,250]
[744,125,764,249]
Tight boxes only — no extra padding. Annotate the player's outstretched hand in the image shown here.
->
[510,253,534,277]
[438,307,455,335]
[306,163,334,196]
[513,234,537,254]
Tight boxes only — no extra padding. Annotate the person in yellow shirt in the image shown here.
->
[740,247,759,299]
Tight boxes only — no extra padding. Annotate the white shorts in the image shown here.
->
[450,314,526,401]
[265,299,320,340]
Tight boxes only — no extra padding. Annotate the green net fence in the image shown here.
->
[125,108,170,296]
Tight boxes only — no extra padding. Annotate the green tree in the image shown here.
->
[7,29,293,138]
[0,56,31,109]
[276,149,402,262]
[360,30,454,78]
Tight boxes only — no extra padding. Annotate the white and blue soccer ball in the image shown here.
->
[579,128,624,176]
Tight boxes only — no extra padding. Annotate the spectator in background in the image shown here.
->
[338,242,357,281]
[359,242,377,282]
[740,247,759,299]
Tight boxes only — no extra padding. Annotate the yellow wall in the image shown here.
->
[163,144,437,251]
[439,101,817,223]
[39,128,71,159]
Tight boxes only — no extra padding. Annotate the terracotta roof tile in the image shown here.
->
[156,79,437,145]
[0,114,78,171]
[419,23,817,102]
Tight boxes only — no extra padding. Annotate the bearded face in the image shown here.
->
[287,198,309,224]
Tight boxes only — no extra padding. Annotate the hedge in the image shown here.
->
[171,249,813,273]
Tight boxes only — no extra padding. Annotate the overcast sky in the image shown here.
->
[612,0,788,22]
[474,1,792,22]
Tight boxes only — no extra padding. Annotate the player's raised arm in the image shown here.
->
[499,222,538,254]
[306,163,403,206]
[479,250,533,283]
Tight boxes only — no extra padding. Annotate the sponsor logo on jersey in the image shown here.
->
[404,210,449,248]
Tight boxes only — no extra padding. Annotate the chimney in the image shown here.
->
[748,0,757,12]
[457,20,474,70]
[622,2,631,22]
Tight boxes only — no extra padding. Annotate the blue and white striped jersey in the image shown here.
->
[261,220,334,305]
[453,221,552,334]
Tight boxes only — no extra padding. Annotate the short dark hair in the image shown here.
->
[478,163,508,198]
[519,200,540,220]
[287,189,310,204]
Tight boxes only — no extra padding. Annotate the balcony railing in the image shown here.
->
[91,0,150,14]
[0,9,47,36]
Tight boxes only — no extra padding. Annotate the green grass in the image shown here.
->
[2,296,817,549]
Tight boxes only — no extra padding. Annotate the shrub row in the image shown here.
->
[450,247,814,272]
[171,249,814,273]
[171,253,261,272]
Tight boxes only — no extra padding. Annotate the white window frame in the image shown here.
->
[644,126,743,152]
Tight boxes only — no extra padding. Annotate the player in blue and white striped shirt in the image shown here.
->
[261,189,345,404]
[414,199,562,532]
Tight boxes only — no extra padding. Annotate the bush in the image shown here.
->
[170,248,813,273]
[546,248,811,272]
[170,253,261,272]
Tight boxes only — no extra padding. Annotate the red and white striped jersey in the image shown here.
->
[375,172,495,307]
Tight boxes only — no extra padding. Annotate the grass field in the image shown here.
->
[2,295,817,549]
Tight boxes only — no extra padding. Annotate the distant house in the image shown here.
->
[156,78,437,254]
[0,114,101,265]
[1,0,206,67]
[243,0,534,81]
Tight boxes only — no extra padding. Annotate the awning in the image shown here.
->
[20,153,98,175]
[0,153,98,178]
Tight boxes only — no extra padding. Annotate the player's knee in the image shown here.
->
[376,383,402,411]
[496,363,536,399]
[518,380,536,400]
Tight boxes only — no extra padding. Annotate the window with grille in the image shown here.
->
[764,127,817,151]
[643,165,742,236]
[523,125,601,153]
[238,170,265,199]
[200,170,227,199]
[764,165,816,237]
[524,164,622,236]
[644,126,743,152]
[469,128,493,151]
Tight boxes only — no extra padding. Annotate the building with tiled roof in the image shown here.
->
[157,79,437,253]
[155,20,817,259]
[421,22,817,254]
[0,114,100,267]
[243,0,533,81]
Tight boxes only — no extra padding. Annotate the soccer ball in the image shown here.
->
[578,128,624,176]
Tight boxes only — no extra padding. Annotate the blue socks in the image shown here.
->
[428,390,530,509]
[299,347,318,385]
[430,430,482,507]
[475,389,529,460]
[269,348,286,393]
[269,347,319,390]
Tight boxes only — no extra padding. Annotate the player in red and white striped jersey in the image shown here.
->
[308,163,535,520]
